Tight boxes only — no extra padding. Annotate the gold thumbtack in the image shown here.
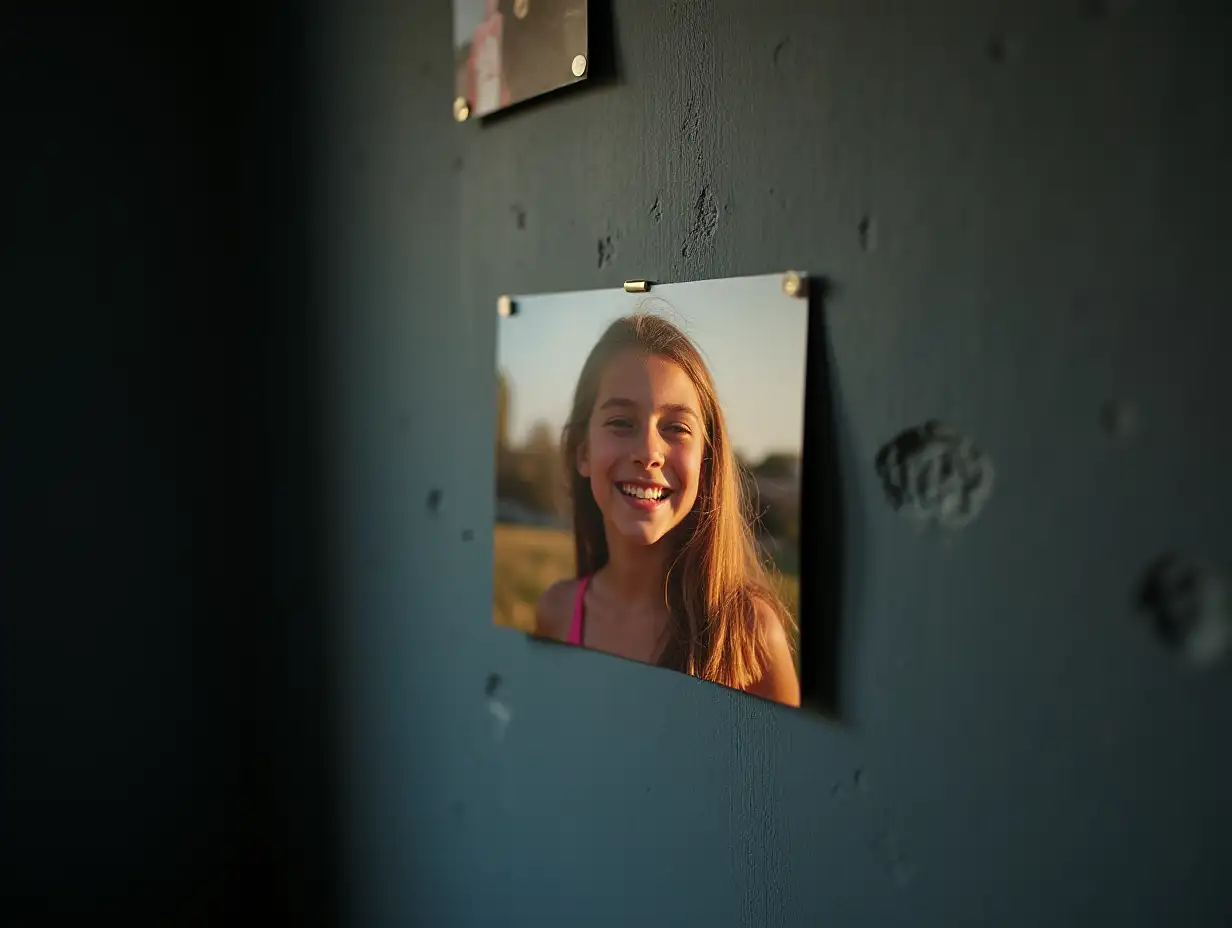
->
[782,270,808,298]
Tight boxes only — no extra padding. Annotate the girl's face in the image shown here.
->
[578,349,705,548]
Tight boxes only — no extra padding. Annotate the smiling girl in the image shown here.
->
[534,313,801,707]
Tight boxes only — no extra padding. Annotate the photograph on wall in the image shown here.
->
[493,274,810,707]
[453,0,589,119]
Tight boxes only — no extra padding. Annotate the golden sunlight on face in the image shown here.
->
[579,350,705,547]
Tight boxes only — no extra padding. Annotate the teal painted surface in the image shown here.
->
[321,2,1232,925]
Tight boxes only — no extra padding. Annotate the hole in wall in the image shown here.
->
[597,235,616,268]
[1100,400,1138,439]
[858,215,877,252]
[875,421,994,530]
[1139,554,1231,668]
[426,488,443,513]
[986,36,1011,63]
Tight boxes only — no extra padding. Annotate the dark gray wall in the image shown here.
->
[324,1,1231,925]
[8,1,1229,925]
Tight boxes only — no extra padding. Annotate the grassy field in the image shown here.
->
[494,523,800,662]
[493,523,576,632]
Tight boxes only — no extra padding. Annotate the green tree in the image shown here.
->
[757,501,800,546]
[753,452,800,479]
[512,420,565,517]
[495,370,510,451]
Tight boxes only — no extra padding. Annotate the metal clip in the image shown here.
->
[782,271,808,298]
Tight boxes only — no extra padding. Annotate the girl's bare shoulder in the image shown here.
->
[534,577,579,641]
[747,599,801,707]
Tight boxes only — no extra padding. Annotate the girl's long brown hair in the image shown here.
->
[562,313,795,690]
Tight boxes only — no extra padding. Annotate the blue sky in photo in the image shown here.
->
[498,273,808,462]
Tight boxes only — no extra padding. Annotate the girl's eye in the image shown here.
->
[664,423,691,436]
[605,417,633,430]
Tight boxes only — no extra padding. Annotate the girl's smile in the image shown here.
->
[615,479,675,512]
[578,349,704,547]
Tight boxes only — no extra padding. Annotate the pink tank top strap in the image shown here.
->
[568,575,590,646]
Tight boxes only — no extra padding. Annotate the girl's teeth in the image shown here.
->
[622,484,664,500]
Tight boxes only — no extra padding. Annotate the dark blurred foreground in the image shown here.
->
[3,7,336,924]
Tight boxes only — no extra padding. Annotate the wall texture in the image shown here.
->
[322,1,1232,925]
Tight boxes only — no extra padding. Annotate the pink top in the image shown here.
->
[568,575,590,646]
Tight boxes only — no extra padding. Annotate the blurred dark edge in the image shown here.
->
[798,278,843,718]
[2,4,339,925]
[587,0,621,88]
